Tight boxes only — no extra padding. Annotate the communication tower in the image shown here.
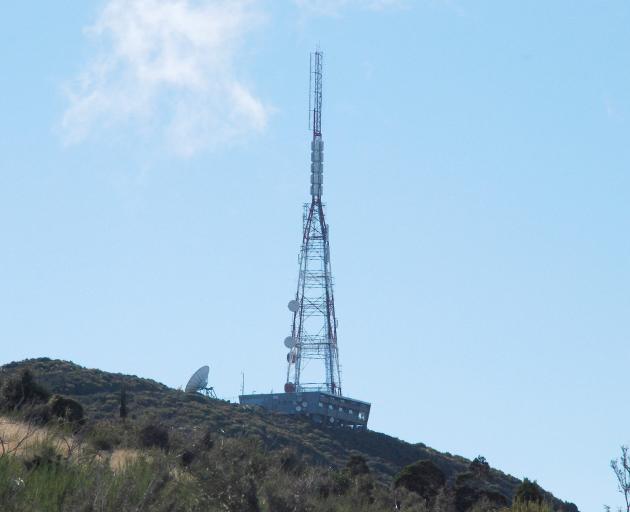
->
[284,50,342,396]
[240,50,370,429]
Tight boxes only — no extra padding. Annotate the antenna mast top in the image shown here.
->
[310,50,323,139]
[309,50,324,198]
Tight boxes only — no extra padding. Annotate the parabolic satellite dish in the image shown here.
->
[284,336,295,348]
[185,365,210,393]
[287,300,299,312]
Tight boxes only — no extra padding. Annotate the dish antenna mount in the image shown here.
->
[185,365,217,399]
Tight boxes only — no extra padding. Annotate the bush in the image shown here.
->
[394,459,446,501]
[91,435,114,452]
[23,442,62,471]
[22,403,52,424]
[200,428,214,450]
[514,478,545,504]
[0,447,203,512]
[329,469,352,496]
[48,395,84,423]
[180,450,195,467]
[508,501,554,512]
[88,425,122,452]
[469,455,490,477]
[139,424,169,450]
[346,454,370,476]
[275,447,304,475]
[454,485,508,512]
[0,370,50,411]
[195,437,264,512]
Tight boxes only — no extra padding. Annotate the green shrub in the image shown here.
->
[139,424,169,450]
[507,500,554,512]
[346,454,370,476]
[469,455,490,477]
[329,469,352,495]
[394,459,446,501]
[514,478,545,504]
[180,450,195,467]
[274,447,304,475]
[0,444,204,512]
[454,484,508,512]
[48,395,84,423]
[119,384,128,420]
[22,402,52,424]
[0,370,50,411]
[88,425,122,452]
[200,428,214,450]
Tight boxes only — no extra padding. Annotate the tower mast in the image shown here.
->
[285,50,342,396]
[240,50,371,430]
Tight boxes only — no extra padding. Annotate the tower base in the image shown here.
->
[239,391,370,429]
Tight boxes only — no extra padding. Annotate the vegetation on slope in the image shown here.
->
[0,358,579,512]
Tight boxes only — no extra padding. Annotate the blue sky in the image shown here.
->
[1,1,629,509]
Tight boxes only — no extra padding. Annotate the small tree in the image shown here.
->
[394,459,446,502]
[0,369,50,410]
[470,455,491,477]
[48,394,84,423]
[201,428,214,450]
[514,478,545,504]
[119,384,128,420]
[139,424,169,450]
[611,446,630,512]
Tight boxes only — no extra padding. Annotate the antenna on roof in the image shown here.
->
[185,365,217,399]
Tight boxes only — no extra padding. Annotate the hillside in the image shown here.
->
[0,358,578,512]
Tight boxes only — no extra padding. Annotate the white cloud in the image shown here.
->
[61,0,268,156]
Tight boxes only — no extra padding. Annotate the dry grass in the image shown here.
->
[0,418,52,455]
[0,417,145,475]
[109,448,141,471]
[0,417,83,459]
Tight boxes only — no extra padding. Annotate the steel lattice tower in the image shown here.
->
[240,50,370,428]
[284,50,342,396]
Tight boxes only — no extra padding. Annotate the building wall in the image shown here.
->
[239,391,370,429]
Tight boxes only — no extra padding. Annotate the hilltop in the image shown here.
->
[0,358,578,512]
